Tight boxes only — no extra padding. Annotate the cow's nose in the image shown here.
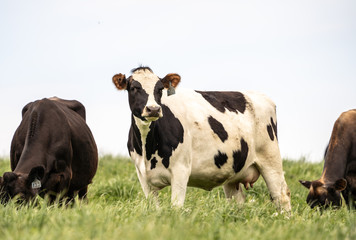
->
[146,106,161,117]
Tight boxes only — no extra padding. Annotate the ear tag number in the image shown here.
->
[167,81,175,96]
[31,179,41,189]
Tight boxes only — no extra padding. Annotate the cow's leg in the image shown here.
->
[170,165,190,207]
[63,189,75,206]
[223,182,245,204]
[78,186,88,200]
[256,154,291,212]
[135,165,151,197]
[135,165,159,206]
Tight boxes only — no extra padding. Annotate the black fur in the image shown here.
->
[214,151,228,169]
[208,116,228,142]
[196,91,247,114]
[232,138,249,173]
[142,105,184,169]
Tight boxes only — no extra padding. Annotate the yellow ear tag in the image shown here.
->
[167,81,175,96]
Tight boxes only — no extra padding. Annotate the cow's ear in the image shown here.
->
[334,178,347,191]
[161,73,181,89]
[3,172,18,183]
[28,166,45,183]
[113,73,127,90]
[299,180,312,189]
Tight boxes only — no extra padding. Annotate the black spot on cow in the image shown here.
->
[214,151,228,169]
[266,118,278,141]
[128,80,149,121]
[208,116,228,142]
[151,157,158,170]
[128,115,143,156]
[267,124,274,141]
[270,117,278,140]
[233,138,249,173]
[196,91,247,114]
[145,104,184,169]
[153,81,164,105]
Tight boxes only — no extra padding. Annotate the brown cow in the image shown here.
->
[0,97,98,204]
[300,109,356,208]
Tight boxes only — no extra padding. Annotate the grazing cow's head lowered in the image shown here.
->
[0,166,45,203]
[299,179,347,208]
[112,67,181,122]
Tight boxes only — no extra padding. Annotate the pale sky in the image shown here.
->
[0,0,355,161]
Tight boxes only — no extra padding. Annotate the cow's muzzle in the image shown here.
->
[142,105,162,120]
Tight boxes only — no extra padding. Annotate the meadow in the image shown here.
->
[0,155,355,240]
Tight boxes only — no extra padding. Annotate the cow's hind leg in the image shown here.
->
[223,182,245,204]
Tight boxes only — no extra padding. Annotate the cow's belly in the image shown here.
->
[188,161,260,191]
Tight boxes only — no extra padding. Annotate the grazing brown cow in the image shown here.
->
[300,109,356,208]
[0,97,98,203]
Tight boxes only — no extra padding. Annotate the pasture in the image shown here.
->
[0,155,355,240]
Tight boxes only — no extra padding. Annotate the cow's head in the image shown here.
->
[299,178,347,208]
[0,166,45,204]
[112,67,180,122]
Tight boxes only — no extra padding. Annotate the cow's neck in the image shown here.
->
[320,152,347,185]
[133,116,157,160]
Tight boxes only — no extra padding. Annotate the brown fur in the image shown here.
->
[300,109,356,208]
[113,73,127,90]
[161,73,181,88]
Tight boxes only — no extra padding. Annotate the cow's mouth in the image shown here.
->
[144,116,160,122]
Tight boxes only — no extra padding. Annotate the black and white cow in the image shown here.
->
[112,67,291,211]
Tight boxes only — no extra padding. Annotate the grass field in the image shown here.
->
[0,155,355,240]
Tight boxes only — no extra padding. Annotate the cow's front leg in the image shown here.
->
[257,160,291,212]
[135,165,159,206]
[170,165,190,207]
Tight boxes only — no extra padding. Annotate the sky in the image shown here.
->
[0,0,355,162]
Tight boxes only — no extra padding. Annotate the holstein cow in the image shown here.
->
[112,67,291,211]
[300,109,356,208]
[0,97,98,203]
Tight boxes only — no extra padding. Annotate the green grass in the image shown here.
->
[0,156,355,240]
